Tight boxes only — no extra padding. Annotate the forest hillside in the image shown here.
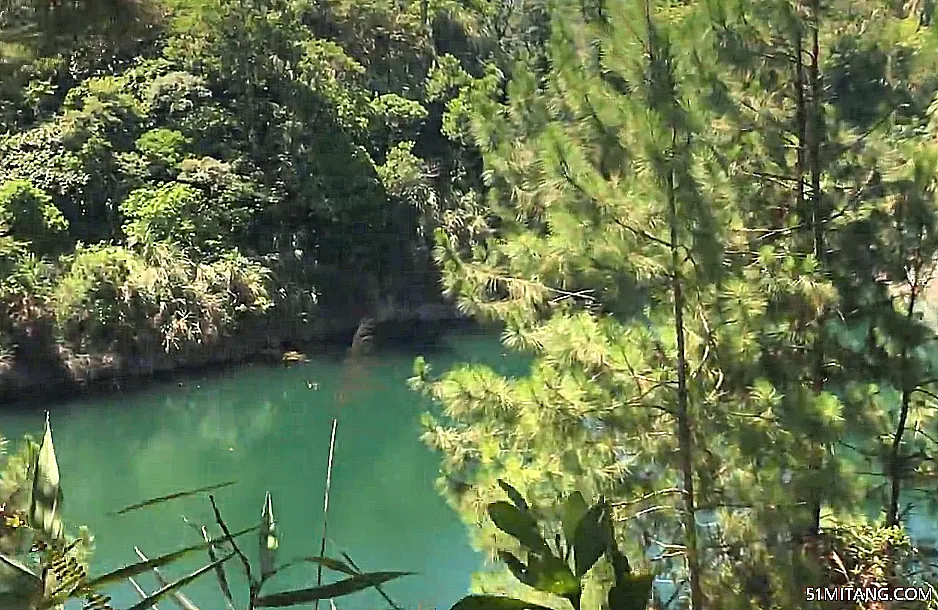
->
[0,0,502,397]
[5,1,938,609]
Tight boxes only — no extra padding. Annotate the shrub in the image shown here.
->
[0,179,68,256]
[51,243,271,353]
[135,127,191,169]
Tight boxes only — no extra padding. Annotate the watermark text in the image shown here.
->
[805,586,933,603]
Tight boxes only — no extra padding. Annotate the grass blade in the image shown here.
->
[267,556,357,580]
[110,481,236,516]
[254,572,414,608]
[128,576,159,609]
[333,548,402,610]
[209,495,254,589]
[200,525,237,610]
[125,552,235,610]
[82,525,256,589]
[134,546,202,610]
[315,417,338,610]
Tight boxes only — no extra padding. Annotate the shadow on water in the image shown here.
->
[0,328,510,610]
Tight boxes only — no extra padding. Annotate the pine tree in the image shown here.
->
[703,0,938,593]
[414,1,834,607]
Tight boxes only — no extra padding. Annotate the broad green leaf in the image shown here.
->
[28,412,63,542]
[253,571,413,607]
[497,551,531,586]
[110,481,236,516]
[608,573,655,610]
[83,525,256,589]
[561,492,588,547]
[487,502,550,555]
[497,479,529,512]
[573,498,612,577]
[449,595,555,610]
[259,491,278,580]
[124,553,234,610]
[528,553,579,596]
[608,544,631,582]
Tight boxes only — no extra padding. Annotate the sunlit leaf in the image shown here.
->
[28,412,63,542]
[528,553,579,596]
[259,491,278,580]
[561,492,588,545]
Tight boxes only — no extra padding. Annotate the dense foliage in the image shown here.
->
[0,0,500,381]
[8,0,938,609]
[412,0,938,608]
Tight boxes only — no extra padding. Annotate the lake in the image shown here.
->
[0,329,515,610]
[2,326,936,610]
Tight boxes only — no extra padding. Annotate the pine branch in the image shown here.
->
[610,487,684,508]
[556,158,673,249]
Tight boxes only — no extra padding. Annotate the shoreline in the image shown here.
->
[0,301,472,407]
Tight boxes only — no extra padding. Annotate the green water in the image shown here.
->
[0,330,515,610]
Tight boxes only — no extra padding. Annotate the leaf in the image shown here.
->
[527,553,579,596]
[561,492,588,545]
[253,571,414,607]
[128,576,159,609]
[110,481,236,515]
[28,412,63,542]
[334,550,403,610]
[608,543,631,583]
[200,526,236,610]
[259,491,278,580]
[124,552,235,610]
[0,550,39,582]
[487,502,550,555]
[449,595,555,610]
[270,556,358,579]
[133,546,202,610]
[497,479,529,512]
[497,551,531,586]
[573,497,612,577]
[82,525,256,589]
[607,573,655,610]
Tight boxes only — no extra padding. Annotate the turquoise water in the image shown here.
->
[0,330,515,610]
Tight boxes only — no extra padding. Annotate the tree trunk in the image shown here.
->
[668,128,703,609]
[888,277,919,525]
[807,0,825,539]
